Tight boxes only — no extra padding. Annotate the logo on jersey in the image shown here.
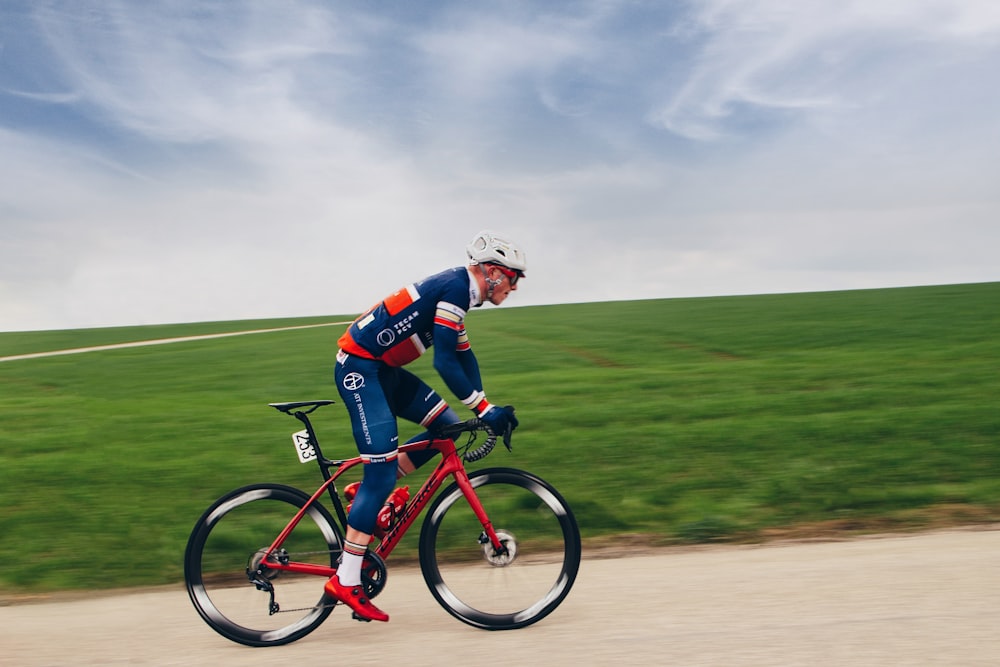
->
[393,310,420,337]
[377,329,396,347]
[342,372,365,391]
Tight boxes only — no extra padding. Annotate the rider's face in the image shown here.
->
[488,267,518,305]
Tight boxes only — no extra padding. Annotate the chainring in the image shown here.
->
[361,551,387,598]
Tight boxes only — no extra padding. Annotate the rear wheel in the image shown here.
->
[184,484,343,647]
[419,468,580,630]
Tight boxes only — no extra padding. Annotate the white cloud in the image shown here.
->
[651,0,1000,140]
[1,0,998,331]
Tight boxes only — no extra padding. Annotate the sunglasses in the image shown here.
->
[493,265,522,286]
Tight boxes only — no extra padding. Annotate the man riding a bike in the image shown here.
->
[327,230,525,622]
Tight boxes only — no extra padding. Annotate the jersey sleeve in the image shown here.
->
[432,301,489,414]
[456,325,484,391]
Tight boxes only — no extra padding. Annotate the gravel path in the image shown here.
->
[3,526,997,666]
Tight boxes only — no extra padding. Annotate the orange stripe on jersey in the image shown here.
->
[434,315,462,331]
[383,284,421,315]
[434,304,463,331]
[337,330,376,359]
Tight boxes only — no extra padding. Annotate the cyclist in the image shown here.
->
[326,230,525,622]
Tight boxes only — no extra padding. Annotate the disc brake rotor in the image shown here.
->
[483,530,518,567]
[248,548,288,581]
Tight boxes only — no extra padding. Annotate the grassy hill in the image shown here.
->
[1,282,998,593]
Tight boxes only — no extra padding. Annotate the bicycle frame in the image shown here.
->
[187,401,579,642]
[258,429,505,580]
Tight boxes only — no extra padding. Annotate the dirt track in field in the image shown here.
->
[3,525,998,666]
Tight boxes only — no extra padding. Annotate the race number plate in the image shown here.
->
[292,429,317,463]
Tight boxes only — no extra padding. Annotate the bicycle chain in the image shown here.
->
[275,602,338,613]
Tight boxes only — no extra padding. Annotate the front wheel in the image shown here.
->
[184,484,343,647]
[419,468,581,630]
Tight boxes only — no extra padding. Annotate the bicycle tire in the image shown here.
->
[184,483,343,647]
[418,467,580,630]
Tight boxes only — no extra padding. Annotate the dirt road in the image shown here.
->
[3,526,997,666]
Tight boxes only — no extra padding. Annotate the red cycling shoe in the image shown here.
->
[324,576,389,623]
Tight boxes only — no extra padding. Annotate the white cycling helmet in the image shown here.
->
[466,230,527,275]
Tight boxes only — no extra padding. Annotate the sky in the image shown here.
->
[1,1,998,332]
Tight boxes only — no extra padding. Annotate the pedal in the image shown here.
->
[351,612,372,623]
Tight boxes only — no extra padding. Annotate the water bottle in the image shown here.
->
[375,486,410,537]
[343,481,361,514]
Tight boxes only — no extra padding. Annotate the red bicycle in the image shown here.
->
[184,400,580,647]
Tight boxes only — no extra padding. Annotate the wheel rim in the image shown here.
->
[420,469,579,630]
[185,486,341,646]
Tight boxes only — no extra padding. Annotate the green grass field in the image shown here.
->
[1,282,998,593]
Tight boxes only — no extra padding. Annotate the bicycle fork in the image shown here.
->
[451,468,509,557]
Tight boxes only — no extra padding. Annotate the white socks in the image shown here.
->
[338,539,368,586]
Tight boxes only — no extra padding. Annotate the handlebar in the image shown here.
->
[433,418,513,462]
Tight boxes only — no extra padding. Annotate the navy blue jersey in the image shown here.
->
[338,267,488,412]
